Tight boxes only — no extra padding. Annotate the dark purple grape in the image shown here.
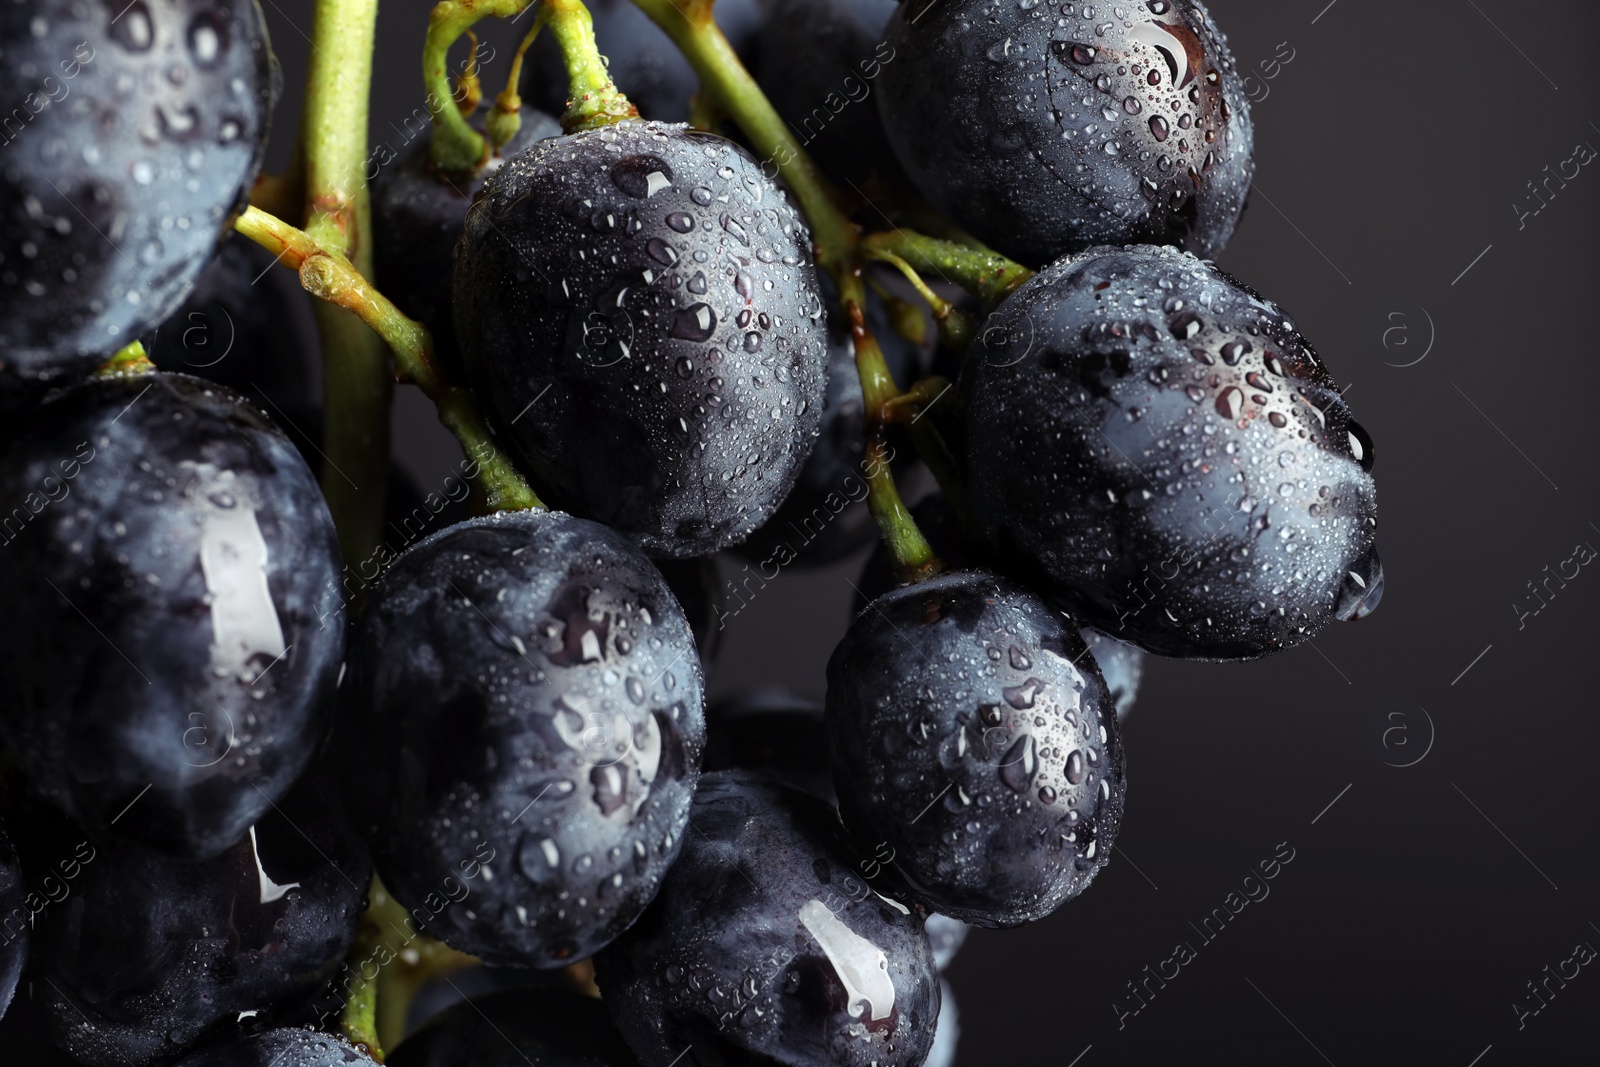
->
[827,571,1126,927]
[173,1030,378,1067]
[454,121,828,558]
[0,0,278,402]
[0,372,344,858]
[877,0,1253,266]
[347,509,705,968]
[595,771,939,1067]
[963,245,1380,659]
[18,767,370,1066]
[1083,627,1146,721]
[855,494,1148,720]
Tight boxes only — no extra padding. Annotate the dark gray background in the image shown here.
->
[256,1,1600,1063]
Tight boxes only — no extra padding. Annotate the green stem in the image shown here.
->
[842,287,937,580]
[236,207,543,512]
[340,965,382,1061]
[543,0,639,131]
[883,375,956,423]
[861,230,1032,310]
[884,374,969,544]
[427,0,637,177]
[868,251,976,350]
[486,24,543,150]
[360,878,478,1053]
[425,1,521,174]
[304,0,389,568]
[456,31,485,116]
[97,340,155,378]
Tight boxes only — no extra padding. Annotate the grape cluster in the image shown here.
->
[0,1,1379,1064]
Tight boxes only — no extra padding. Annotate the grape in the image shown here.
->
[17,766,370,1066]
[595,770,939,1067]
[963,245,1380,658]
[173,1030,379,1067]
[0,0,278,403]
[454,121,829,558]
[345,509,705,968]
[827,571,1126,926]
[0,372,344,858]
[877,0,1253,266]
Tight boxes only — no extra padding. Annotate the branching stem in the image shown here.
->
[235,207,543,513]
[426,0,637,177]
[304,0,389,566]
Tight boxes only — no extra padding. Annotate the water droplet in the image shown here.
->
[591,764,627,816]
[612,155,674,198]
[1003,679,1042,709]
[645,238,678,265]
[998,736,1037,793]
[157,103,199,139]
[1065,749,1087,785]
[665,212,695,233]
[1149,115,1170,141]
[112,2,155,52]
[517,832,562,887]
[720,212,750,246]
[1350,563,1385,620]
[1054,41,1098,65]
[670,303,717,343]
[187,12,229,69]
[1347,421,1375,472]
[1216,386,1244,420]
[1169,310,1202,339]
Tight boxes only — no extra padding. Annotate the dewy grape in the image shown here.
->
[0,1,1383,1063]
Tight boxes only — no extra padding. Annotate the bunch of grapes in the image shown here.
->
[0,2,1378,1064]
